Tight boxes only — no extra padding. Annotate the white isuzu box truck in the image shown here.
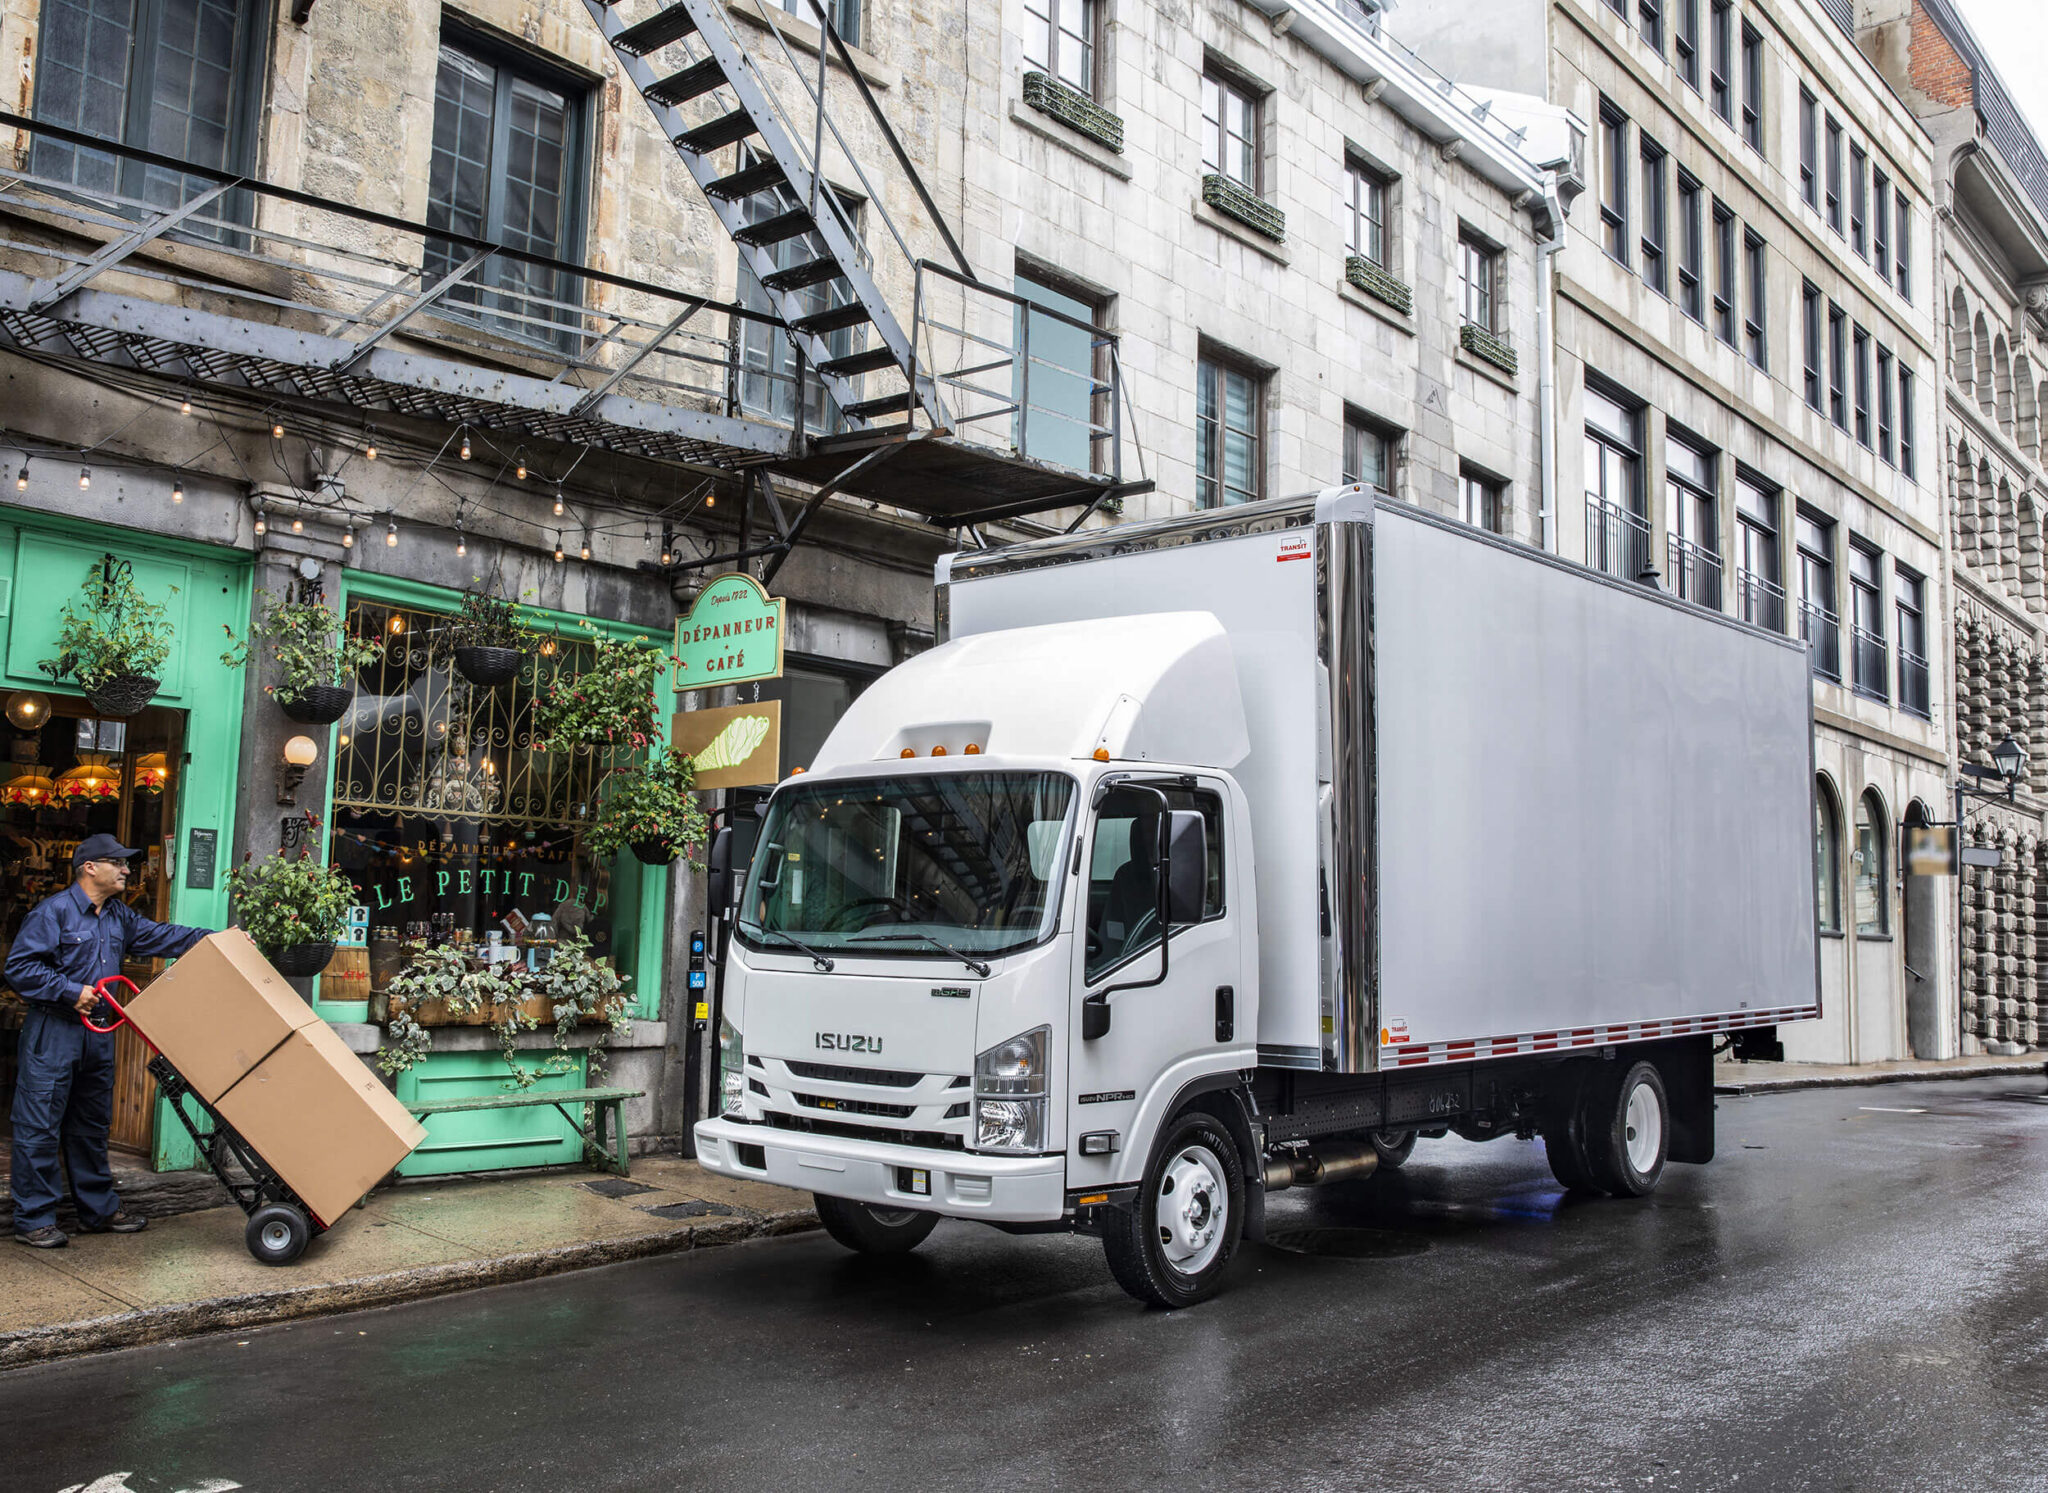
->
[694,488,1819,1306]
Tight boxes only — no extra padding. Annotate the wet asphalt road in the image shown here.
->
[9,1075,2048,1493]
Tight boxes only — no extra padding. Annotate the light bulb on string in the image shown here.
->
[553,487,564,517]
[385,518,398,548]
[253,503,267,536]
[580,534,591,561]
[456,526,467,558]
[77,466,90,491]
[554,532,565,563]
[271,420,285,440]
[459,431,471,461]
[515,452,528,481]
[171,478,184,504]
[364,431,378,461]
[342,521,354,549]
[660,525,674,566]
[291,515,303,534]
[705,492,715,507]
[15,459,28,492]
[179,396,192,416]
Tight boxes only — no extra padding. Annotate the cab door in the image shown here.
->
[1064,776,1241,1189]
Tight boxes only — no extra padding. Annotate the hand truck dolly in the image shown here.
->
[86,976,327,1264]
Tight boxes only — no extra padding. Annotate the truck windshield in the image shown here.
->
[738,772,1076,958]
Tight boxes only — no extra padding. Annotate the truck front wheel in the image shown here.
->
[813,1195,938,1254]
[1582,1060,1669,1198]
[1102,1110,1245,1308]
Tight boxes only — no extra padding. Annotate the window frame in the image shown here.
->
[1459,467,1506,534]
[1342,408,1398,496]
[1676,170,1704,322]
[1848,539,1887,702]
[1743,228,1768,370]
[1876,344,1895,465]
[1828,301,1848,430]
[1849,141,1868,258]
[1640,133,1668,296]
[1798,86,1819,208]
[1458,231,1501,333]
[1022,0,1096,97]
[1852,324,1872,447]
[1600,101,1631,266]
[767,0,861,46]
[1740,20,1764,153]
[1872,168,1891,279]
[1853,789,1889,937]
[1201,66,1261,193]
[1639,0,1664,53]
[1816,779,1843,935]
[1736,473,1784,632]
[1895,567,1929,719]
[1802,280,1824,412]
[1709,0,1733,122]
[1665,431,1720,607]
[1899,363,1916,477]
[1711,199,1737,347]
[1676,0,1700,88]
[1195,347,1264,510]
[1894,190,1912,299]
[1824,115,1844,233]
[1345,158,1389,268]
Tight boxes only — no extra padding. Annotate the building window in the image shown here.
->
[1743,230,1768,370]
[1712,200,1736,346]
[1896,569,1930,719]
[424,35,589,347]
[1824,115,1843,233]
[1852,325,1872,447]
[1899,364,1916,477]
[1639,0,1663,53]
[1584,385,1648,582]
[1854,790,1888,936]
[1876,344,1895,464]
[1666,434,1721,608]
[1798,87,1818,208]
[1802,280,1824,412]
[1873,169,1891,279]
[1600,101,1630,265]
[1345,160,1388,267]
[1676,0,1700,87]
[1640,136,1668,296]
[1196,351,1261,508]
[1202,69,1259,190]
[1013,269,1107,472]
[1895,190,1911,299]
[1023,0,1095,96]
[1816,780,1843,934]
[1828,301,1848,430]
[1343,411,1396,495]
[1459,232,1499,332]
[1677,171,1704,322]
[766,0,860,45]
[1459,468,1505,533]
[1740,21,1764,152]
[1848,540,1887,701]
[29,0,262,211]
[1736,475,1784,631]
[1709,0,1732,122]
[1797,508,1840,682]
[1849,142,1867,257]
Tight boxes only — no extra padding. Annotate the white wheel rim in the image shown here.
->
[1623,1079,1663,1176]
[867,1207,918,1228]
[260,1221,293,1252]
[1155,1143,1229,1275]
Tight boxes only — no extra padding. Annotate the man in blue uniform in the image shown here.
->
[9,834,211,1248]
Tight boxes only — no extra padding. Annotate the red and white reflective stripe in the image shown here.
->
[1380,1006,1820,1068]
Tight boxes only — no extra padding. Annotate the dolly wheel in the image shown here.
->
[247,1203,312,1265]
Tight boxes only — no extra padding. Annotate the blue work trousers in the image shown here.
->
[9,1005,120,1232]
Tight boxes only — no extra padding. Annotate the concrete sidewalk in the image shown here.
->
[1715,1051,2048,1094]
[0,1158,815,1371]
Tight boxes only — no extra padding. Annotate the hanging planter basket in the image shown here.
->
[269,940,337,978]
[279,685,354,725]
[630,838,680,866]
[453,645,526,688]
[84,674,159,717]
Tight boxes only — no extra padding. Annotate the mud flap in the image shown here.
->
[1651,1035,1716,1164]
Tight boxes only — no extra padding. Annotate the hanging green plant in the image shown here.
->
[584,750,708,865]
[440,586,544,687]
[530,626,669,753]
[42,555,178,714]
[225,849,357,973]
[221,592,385,724]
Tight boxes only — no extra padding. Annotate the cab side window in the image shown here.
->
[1084,785,1224,982]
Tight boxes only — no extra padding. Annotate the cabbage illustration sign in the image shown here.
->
[674,572,785,688]
[671,700,782,790]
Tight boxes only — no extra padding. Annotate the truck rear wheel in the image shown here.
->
[1102,1110,1245,1308]
[1369,1130,1416,1169]
[1543,1072,1601,1193]
[1582,1060,1669,1198]
[813,1195,938,1254]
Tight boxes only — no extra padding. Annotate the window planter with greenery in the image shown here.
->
[226,849,358,977]
[1345,254,1413,315]
[441,587,543,687]
[42,556,177,717]
[530,626,670,753]
[1022,71,1124,153]
[220,592,386,725]
[1202,173,1286,242]
[1461,322,1519,377]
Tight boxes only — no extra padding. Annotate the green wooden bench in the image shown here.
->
[406,1087,645,1177]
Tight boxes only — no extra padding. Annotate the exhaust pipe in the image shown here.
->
[1262,1141,1380,1191]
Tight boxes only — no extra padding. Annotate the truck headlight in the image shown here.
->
[719,1017,746,1117]
[974,1025,1049,1153]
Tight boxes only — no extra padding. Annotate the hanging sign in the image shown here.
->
[1903,824,1957,877]
[673,573,786,689]
[671,700,782,790]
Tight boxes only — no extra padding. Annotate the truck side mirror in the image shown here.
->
[707,827,735,915]
[1162,810,1207,926]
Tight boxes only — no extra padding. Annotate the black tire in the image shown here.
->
[1543,1069,1602,1193]
[1102,1110,1245,1308]
[1369,1129,1417,1169]
[1582,1060,1669,1198]
[246,1203,311,1265]
[812,1195,938,1254]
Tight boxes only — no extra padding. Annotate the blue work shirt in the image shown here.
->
[4,883,209,1011]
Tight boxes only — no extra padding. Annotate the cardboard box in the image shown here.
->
[122,930,322,1103]
[215,1019,427,1227]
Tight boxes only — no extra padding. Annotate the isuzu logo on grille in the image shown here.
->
[816,1032,884,1054]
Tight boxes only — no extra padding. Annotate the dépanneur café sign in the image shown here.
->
[672,572,787,687]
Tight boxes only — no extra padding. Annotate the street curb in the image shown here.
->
[0,1205,819,1373]
[1714,1058,2048,1096]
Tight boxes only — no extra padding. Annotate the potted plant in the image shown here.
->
[584,750,708,866]
[531,627,669,754]
[42,557,177,717]
[221,592,385,725]
[225,849,357,977]
[443,588,541,687]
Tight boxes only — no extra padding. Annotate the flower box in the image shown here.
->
[1202,174,1286,242]
[1021,71,1124,154]
[1460,322,1519,376]
[1345,254,1412,316]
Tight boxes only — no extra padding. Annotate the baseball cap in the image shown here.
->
[73,834,140,868]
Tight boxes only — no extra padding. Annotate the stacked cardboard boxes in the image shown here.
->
[126,931,426,1226]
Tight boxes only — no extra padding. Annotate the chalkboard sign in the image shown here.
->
[186,828,217,890]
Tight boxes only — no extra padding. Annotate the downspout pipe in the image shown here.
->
[1535,173,1566,554]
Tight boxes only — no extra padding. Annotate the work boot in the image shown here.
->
[13,1225,68,1248]
[80,1209,147,1235]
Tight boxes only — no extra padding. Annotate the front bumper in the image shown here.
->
[695,1116,1069,1224]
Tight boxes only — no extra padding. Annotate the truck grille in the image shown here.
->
[794,1092,916,1119]
[762,1111,967,1151]
[782,1060,923,1087]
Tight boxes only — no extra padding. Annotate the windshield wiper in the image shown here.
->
[847,931,992,979]
[749,930,836,972]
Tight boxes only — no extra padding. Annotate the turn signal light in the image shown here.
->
[964,743,981,755]
[790,767,806,775]
[1093,748,1110,762]
[900,748,916,758]
[931,745,947,756]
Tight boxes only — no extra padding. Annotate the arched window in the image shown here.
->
[1854,789,1889,937]
[1817,778,1843,934]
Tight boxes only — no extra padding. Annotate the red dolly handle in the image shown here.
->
[81,975,142,1035]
